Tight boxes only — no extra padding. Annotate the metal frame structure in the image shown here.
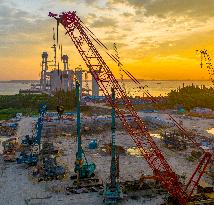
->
[121,66,213,198]
[49,11,212,204]
[17,104,47,165]
[74,81,96,180]
[104,88,122,204]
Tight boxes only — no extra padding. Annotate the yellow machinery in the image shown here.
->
[3,137,19,161]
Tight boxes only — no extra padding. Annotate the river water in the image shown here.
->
[0,80,212,97]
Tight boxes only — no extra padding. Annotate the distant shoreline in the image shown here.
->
[0,80,39,83]
[0,80,211,83]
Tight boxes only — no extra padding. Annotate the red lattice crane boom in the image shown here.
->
[122,69,212,198]
[49,11,212,204]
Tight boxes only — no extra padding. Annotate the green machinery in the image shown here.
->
[103,88,123,204]
[74,81,96,181]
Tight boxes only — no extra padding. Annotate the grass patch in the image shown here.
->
[187,112,214,119]
[0,108,38,121]
[0,113,11,121]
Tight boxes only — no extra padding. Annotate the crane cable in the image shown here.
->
[198,49,214,85]
[81,22,208,148]
[122,69,205,150]
[113,43,127,93]
[55,21,65,118]
[67,17,202,148]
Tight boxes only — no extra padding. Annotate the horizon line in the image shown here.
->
[0,79,211,82]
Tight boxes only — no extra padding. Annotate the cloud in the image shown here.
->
[109,0,214,18]
[91,17,117,28]
[60,0,99,5]
[0,4,53,58]
[0,5,44,34]
[144,0,214,18]
[82,0,99,4]
[108,0,145,8]
[121,12,133,17]
[0,0,213,81]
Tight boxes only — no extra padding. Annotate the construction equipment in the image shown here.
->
[21,135,34,146]
[162,131,187,151]
[49,11,212,204]
[121,70,212,144]
[32,142,65,181]
[36,155,65,181]
[17,152,38,166]
[21,104,47,146]
[122,67,213,203]
[17,104,47,166]
[40,142,60,156]
[103,88,123,204]
[88,139,97,149]
[52,24,65,119]
[73,81,96,181]
[2,137,19,162]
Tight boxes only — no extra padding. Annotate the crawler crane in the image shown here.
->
[49,12,212,204]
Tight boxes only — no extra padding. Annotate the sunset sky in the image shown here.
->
[1,0,214,80]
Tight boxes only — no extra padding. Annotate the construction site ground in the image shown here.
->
[0,112,213,205]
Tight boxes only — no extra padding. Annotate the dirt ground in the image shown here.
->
[0,112,213,205]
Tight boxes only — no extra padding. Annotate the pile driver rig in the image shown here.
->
[49,11,212,204]
[73,80,96,183]
[17,104,47,166]
[103,88,123,204]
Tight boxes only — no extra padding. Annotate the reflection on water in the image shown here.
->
[127,147,142,157]
[150,133,162,139]
[0,82,31,95]
[0,80,212,96]
[126,134,161,157]
[207,128,214,135]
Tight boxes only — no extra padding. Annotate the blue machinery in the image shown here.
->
[17,104,47,165]
[74,81,96,181]
[103,89,123,204]
[21,104,47,146]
